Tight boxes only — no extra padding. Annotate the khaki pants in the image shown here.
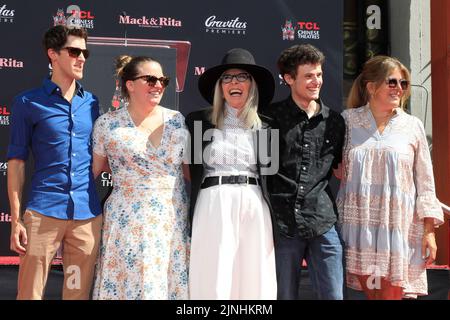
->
[17,210,102,300]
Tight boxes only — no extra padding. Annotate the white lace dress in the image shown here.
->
[337,105,444,297]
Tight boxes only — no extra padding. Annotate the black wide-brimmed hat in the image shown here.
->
[198,48,275,106]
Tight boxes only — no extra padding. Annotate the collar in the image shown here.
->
[224,102,241,118]
[286,95,330,119]
[43,77,85,97]
[364,103,403,118]
[224,102,248,128]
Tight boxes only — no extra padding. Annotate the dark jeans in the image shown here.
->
[276,225,344,300]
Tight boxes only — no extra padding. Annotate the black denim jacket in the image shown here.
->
[261,96,345,239]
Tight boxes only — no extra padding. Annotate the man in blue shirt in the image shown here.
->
[7,25,102,299]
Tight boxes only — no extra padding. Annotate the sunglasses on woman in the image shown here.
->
[221,72,251,83]
[61,47,90,59]
[132,75,170,88]
[385,78,409,90]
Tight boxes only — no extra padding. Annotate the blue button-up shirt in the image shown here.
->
[7,78,102,220]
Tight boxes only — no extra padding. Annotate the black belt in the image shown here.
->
[201,175,260,189]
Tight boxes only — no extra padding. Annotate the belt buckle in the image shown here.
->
[237,175,248,184]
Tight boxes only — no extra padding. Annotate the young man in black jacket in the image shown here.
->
[261,44,345,300]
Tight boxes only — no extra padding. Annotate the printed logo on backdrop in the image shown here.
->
[194,67,206,76]
[0,212,11,223]
[0,105,10,126]
[53,4,95,29]
[0,57,23,69]
[119,13,182,28]
[282,20,320,40]
[0,4,14,23]
[281,20,296,40]
[101,172,113,187]
[205,16,247,35]
[0,161,6,176]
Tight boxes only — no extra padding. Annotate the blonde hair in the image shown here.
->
[346,55,411,109]
[209,75,261,129]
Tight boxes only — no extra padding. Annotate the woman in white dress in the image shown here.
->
[186,48,278,299]
[92,55,190,300]
[337,56,444,299]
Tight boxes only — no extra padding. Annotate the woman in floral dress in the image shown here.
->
[337,56,444,299]
[91,55,189,299]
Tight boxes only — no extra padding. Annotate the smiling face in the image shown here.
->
[284,63,322,108]
[368,67,407,112]
[126,61,165,107]
[49,35,87,81]
[220,68,252,110]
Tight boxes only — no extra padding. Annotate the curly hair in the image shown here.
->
[277,44,325,79]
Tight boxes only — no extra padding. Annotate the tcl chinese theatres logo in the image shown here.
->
[53,4,95,29]
[0,105,10,126]
[282,20,320,40]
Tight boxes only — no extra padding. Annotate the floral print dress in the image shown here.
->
[92,107,189,300]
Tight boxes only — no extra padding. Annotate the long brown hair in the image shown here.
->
[346,55,411,109]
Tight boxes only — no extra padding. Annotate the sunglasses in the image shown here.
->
[61,47,90,59]
[132,75,170,88]
[385,78,409,90]
[221,72,252,83]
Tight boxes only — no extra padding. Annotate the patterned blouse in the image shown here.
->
[337,104,444,297]
[203,104,258,178]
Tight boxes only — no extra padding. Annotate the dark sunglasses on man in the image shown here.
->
[385,78,409,90]
[132,75,170,88]
[61,46,90,59]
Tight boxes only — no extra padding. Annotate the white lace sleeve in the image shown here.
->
[413,117,444,226]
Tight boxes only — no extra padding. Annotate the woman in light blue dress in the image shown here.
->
[92,55,190,300]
